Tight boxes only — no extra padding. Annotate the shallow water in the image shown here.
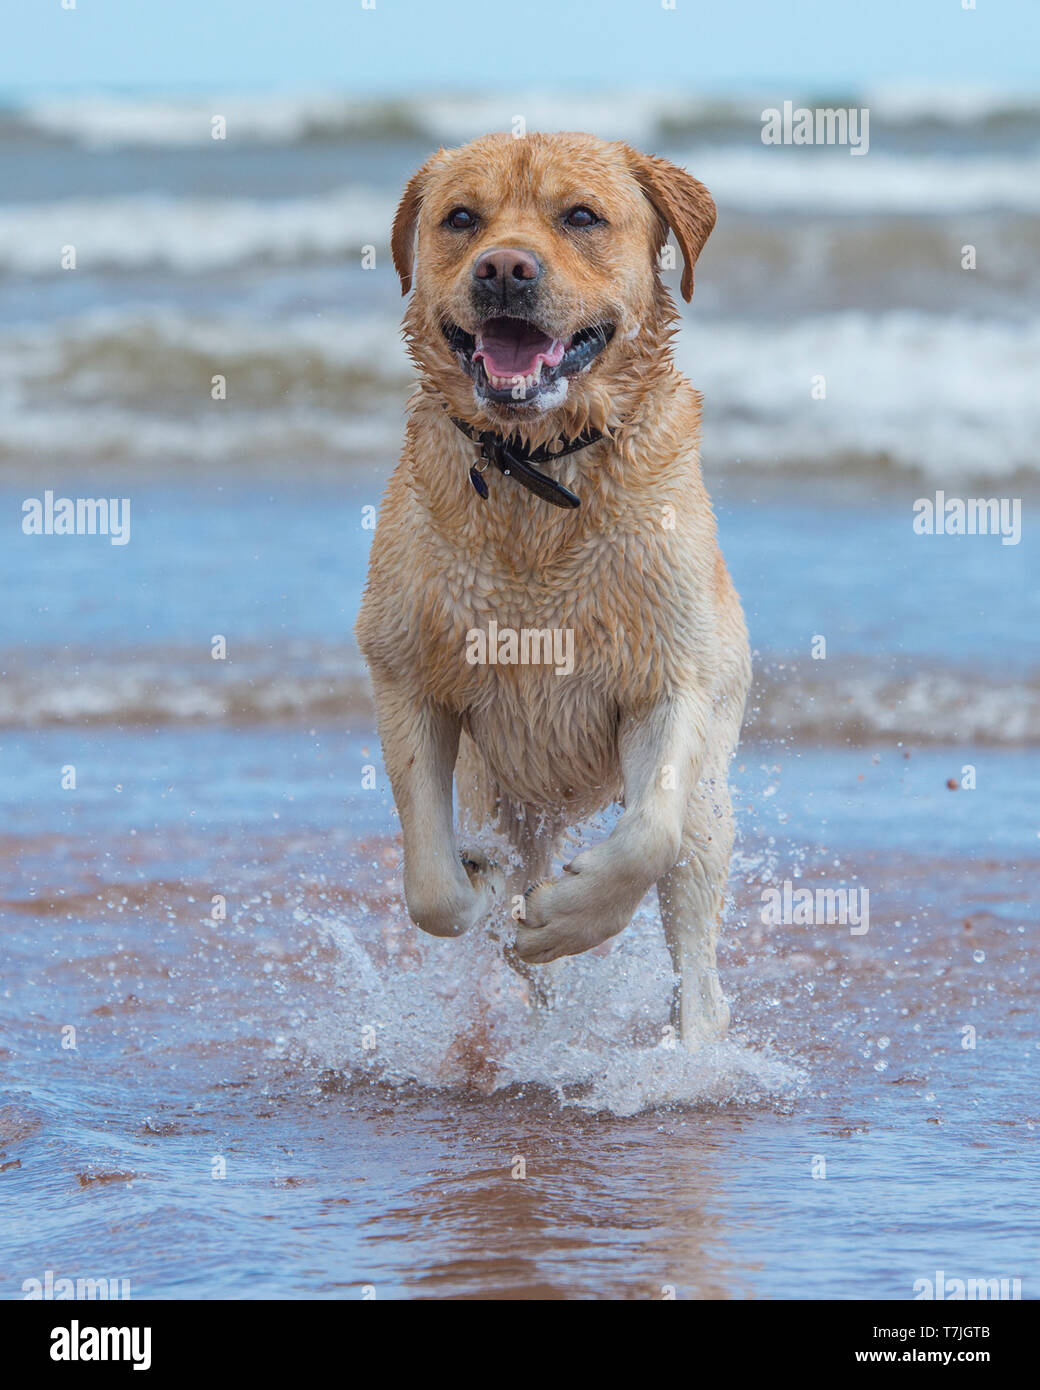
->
[1,713,1037,1298]
[2,479,1037,1298]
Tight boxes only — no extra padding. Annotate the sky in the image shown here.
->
[3,0,1038,96]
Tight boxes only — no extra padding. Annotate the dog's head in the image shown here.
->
[392,131,716,438]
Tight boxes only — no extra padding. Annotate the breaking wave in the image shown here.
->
[8,85,1040,148]
[0,187,393,274]
[3,164,1040,280]
[3,645,1039,746]
[3,307,1039,479]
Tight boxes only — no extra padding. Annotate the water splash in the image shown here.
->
[290,875,806,1117]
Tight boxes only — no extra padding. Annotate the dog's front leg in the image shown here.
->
[370,667,493,938]
[514,695,707,964]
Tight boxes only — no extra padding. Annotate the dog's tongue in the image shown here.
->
[474,317,566,379]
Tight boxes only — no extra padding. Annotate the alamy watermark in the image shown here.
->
[913,492,1021,546]
[760,879,869,935]
[23,1269,131,1300]
[466,620,574,676]
[50,1321,151,1371]
[913,1270,1021,1301]
[761,101,869,155]
[22,491,131,545]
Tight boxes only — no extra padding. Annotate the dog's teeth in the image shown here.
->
[483,363,545,393]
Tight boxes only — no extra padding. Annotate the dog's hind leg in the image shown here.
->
[454,733,564,1007]
[501,800,567,1009]
[451,734,504,915]
[656,761,734,1048]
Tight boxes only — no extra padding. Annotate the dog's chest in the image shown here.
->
[411,538,668,805]
[426,537,656,693]
[463,668,621,808]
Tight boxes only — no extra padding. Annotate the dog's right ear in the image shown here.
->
[391,154,441,296]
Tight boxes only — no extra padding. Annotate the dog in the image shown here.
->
[356,131,751,1047]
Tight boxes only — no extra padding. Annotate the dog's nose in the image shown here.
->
[472,247,542,287]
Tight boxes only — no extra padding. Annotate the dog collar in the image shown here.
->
[448,415,602,510]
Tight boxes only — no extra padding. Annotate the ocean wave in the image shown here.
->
[10,93,399,147]
[3,646,1038,745]
[0,187,393,274]
[3,308,409,400]
[0,649,372,728]
[685,312,1040,479]
[0,397,401,467]
[9,86,1040,148]
[0,308,406,462]
[1,307,1037,479]
[861,82,1040,127]
[3,151,1040,278]
[680,146,1040,214]
[751,663,1040,748]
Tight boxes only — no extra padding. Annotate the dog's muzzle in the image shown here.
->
[443,316,616,407]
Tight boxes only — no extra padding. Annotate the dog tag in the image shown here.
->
[469,464,489,499]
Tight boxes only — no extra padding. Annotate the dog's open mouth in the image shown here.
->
[443,316,615,404]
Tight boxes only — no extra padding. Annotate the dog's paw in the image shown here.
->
[405,865,488,940]
[513,867,641,964]
[674,968,731,1049]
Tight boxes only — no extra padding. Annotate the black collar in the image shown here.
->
[449,415,602,510]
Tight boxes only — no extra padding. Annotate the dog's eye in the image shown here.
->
[562,206,602,229]
[444,208,478,230]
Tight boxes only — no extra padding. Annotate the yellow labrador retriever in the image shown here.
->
[356,132,750,1046]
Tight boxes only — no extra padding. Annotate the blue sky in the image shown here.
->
[4,0,1037,94]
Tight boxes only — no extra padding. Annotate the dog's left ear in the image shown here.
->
[391,152,443,296]
[625,149,717,303]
